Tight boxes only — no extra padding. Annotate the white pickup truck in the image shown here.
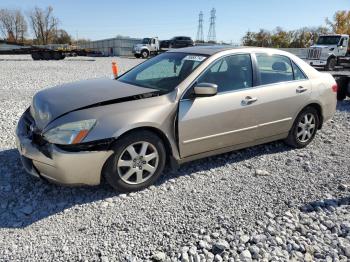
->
[306,34,350,71]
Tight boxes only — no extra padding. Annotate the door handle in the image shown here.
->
[296,86,308,93]
[242,96,258,105]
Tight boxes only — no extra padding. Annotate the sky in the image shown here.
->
[1,0,349,43]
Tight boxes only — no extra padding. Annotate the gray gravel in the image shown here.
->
[0,55,350,261]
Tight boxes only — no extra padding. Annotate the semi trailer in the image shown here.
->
[0,40,88,60]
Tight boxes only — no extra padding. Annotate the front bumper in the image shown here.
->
[16,111,113,186]
[306,59,327,66]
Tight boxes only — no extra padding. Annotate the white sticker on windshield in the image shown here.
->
[184,55,206,62]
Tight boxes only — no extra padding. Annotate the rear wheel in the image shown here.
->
[31,52,41,60]
[285,107,319,148]
[53,52,63,60]
[42,51,53,60]
[104,131,166,192]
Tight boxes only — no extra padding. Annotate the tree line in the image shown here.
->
[0,6,86,45]
[242,10,350,48]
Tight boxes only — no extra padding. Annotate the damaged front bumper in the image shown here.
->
[15,110,113,186]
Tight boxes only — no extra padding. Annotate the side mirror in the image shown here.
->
[194,83,218,97]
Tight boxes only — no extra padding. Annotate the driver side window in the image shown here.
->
[197,54,253,93]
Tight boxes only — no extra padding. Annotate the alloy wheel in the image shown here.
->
[296,113,316,143]
[117,141,159,185]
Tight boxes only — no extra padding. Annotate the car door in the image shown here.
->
[253,53,312,139]
[178,53,260,158]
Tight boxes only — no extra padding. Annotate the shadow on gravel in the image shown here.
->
[0,149,117,229]
[300,196,350,213]
[0,141,291,229]
[157,140,292,185]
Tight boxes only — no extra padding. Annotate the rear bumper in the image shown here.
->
[16,112,113,186]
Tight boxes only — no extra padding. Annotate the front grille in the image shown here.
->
[307,48,321,60]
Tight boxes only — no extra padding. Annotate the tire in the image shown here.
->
[285,107,320,148]
[134,54,141,58]
[104,131,166,192]
[141,50,149,59]
[53,52,62,60]
[42,51,53,60]
[31,52,41,60]
[326,57,336,71]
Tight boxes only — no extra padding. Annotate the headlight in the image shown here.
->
[44,119,96,145]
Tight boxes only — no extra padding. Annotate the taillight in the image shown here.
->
[332,84,338,93]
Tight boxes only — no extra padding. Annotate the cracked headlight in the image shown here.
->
[44,119,96,145]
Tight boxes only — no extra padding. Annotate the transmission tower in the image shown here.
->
[196,11,204,43]
[207,8,216,43]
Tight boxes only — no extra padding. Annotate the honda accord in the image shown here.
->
[16,46,337,192]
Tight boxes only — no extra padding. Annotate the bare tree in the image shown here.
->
[0,9,27,42]
[28,6,59,45]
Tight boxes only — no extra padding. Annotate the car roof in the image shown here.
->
[168,45,258,55]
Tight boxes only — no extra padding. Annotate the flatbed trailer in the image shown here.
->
[0,40,87,60]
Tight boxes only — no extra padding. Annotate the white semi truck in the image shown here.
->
[132,37,194,58]
[306,34,350,71]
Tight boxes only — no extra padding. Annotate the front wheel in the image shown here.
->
[141,50,149,59]
[326,57,336,71]
[285,107,319,148]
[104,131,166,192]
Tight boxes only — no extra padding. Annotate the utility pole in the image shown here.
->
[207,8,216,43]
[196,11,204,43]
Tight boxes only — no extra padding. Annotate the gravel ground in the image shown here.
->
[0,55,350,261]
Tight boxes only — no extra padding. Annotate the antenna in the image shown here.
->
[207,8,216,43]
[196,11,204,43]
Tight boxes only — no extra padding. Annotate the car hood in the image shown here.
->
[30,78,157,130]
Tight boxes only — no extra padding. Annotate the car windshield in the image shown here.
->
[118,52,208,92]
[141,38,151,44]
[316,36,341,45]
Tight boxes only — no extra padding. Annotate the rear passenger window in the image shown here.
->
[292,61,307,80]
[256,54,293,85]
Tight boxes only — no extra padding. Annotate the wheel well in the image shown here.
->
[304,103,323,129]
[111,127,173,160]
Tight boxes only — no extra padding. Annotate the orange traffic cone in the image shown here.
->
[112,62,118,79]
